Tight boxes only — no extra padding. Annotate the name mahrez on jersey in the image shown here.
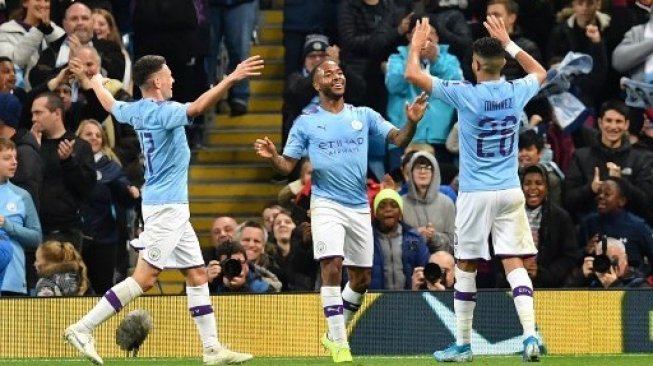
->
[484,97,513,111]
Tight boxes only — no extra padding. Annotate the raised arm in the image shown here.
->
[404,18,434,94]
[187,55,264,117]
[69,57,117,113]
[387,92,428,147]
[484,15,546,85]
[254,136,298,176]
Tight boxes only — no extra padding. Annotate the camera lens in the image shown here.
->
[222,258,242,279]
[423,262,442,284]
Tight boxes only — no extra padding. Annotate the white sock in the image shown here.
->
[77,277,143,333]
[341,283,364,327]
[507,268,536,338]
[453,266,477,347]
[321,286,347,345]
[187,283,221,351]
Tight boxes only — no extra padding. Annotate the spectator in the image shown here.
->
[0,57,19,96]
[520,164,578,288]
[564,100,653,225]
[0,0,65,89]
[270,209,304,291]
[0,235,11,296]
[401,151,455,254]
[0,93,41,208]
[338,0,409,113]
[0,137,42,296]
[210,216,239,248]
[76,119,139,294]
[91,8,132,93]
[207,241,281,293]
[205,0,257,116]
[34,240,90,296]
[577,177,653,273]
[385,16,462,171]
[28,2,124,88]
[261,203,282,239]
[424,1,473,63]
[235,220,282,277]
[518,130,564,205]
[30,92,96,250]
[371,188,429,290]
[612,11,653,82]
[546,0,609,110]
[412,250,456,291]
[566,236,650,288]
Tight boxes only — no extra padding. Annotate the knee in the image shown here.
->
[135,275,157,293]
[349,271,371,293]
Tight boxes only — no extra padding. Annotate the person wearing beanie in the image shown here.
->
[371,188,429,291]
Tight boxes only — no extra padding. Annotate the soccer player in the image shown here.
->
[254,59,428,363]
[405,16,547,362]
[63,54,264,365]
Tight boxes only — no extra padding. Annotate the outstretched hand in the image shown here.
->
[409,17,431,52]
[254,136,278,159]
[483,15,511,47]
[406,92,429,123]
[229,55,264,82]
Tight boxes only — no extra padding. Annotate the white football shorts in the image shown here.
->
[310,197,374,268]
[455,188,536,260]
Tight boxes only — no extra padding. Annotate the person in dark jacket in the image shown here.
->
[28,2,125,89]
[520,164,577,288]
[546,0,609,110]
[564,100,653,225]
[207,241,280,293]
[338,0,408,113]
[371,188,429,290]
[577,177,653,274]
[30,92,96,251]
[76,119,139,294]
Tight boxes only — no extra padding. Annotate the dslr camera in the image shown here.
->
[421,262,444,288]
[593,235,618,274]
[220,258,243,279]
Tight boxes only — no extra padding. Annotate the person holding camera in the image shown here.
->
[566,236,649,288]
[370,189,430,291]
[412,250,455,290]
[207,241,281,294]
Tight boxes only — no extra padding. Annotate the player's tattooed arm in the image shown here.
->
[404,17,434,94]
[387,92,428,148]
[254,136,298,175]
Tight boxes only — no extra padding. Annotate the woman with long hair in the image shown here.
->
[76,119,139,294]
[92,8,132,93]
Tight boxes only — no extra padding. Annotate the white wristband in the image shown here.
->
[505,41,522,58]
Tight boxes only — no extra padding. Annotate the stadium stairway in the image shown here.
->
[151,9,284,294]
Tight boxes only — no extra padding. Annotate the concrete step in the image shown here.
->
[189,164,274,181]
[206,129,280,145]
[250,79,283,94]
[251,45,284,60]
[189,182,280,198]
[261,10,282,26]
[213,113,281,129]
[196,147,261,164]
[190,198,272,215]
[259,26,283,44]
[190,215,260,232]
[247,96,282,113]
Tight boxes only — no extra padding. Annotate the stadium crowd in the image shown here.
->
[0,0,653,297]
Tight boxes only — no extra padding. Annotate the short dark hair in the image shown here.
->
[0,56,12,64]
[472,37,505,59]
[604,176,629,202]
[133,55,166,88]
[487,0,519,15]
[215,241,248,261]
[35,92,64,115]
[598,100,629,120]
[412,156,432,169]
[518,130,544,152]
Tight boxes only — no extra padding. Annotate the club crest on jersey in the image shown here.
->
[351,120,363,130]
[5,202,16,212]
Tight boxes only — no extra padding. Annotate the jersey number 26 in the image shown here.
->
[476,116,517,158]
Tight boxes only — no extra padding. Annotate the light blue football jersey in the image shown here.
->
[283,104,395,208]
[431,74,540,192]
[111,99,191,205]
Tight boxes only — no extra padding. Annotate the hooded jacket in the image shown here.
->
[401,152,455,253]
[0,19,65,74]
